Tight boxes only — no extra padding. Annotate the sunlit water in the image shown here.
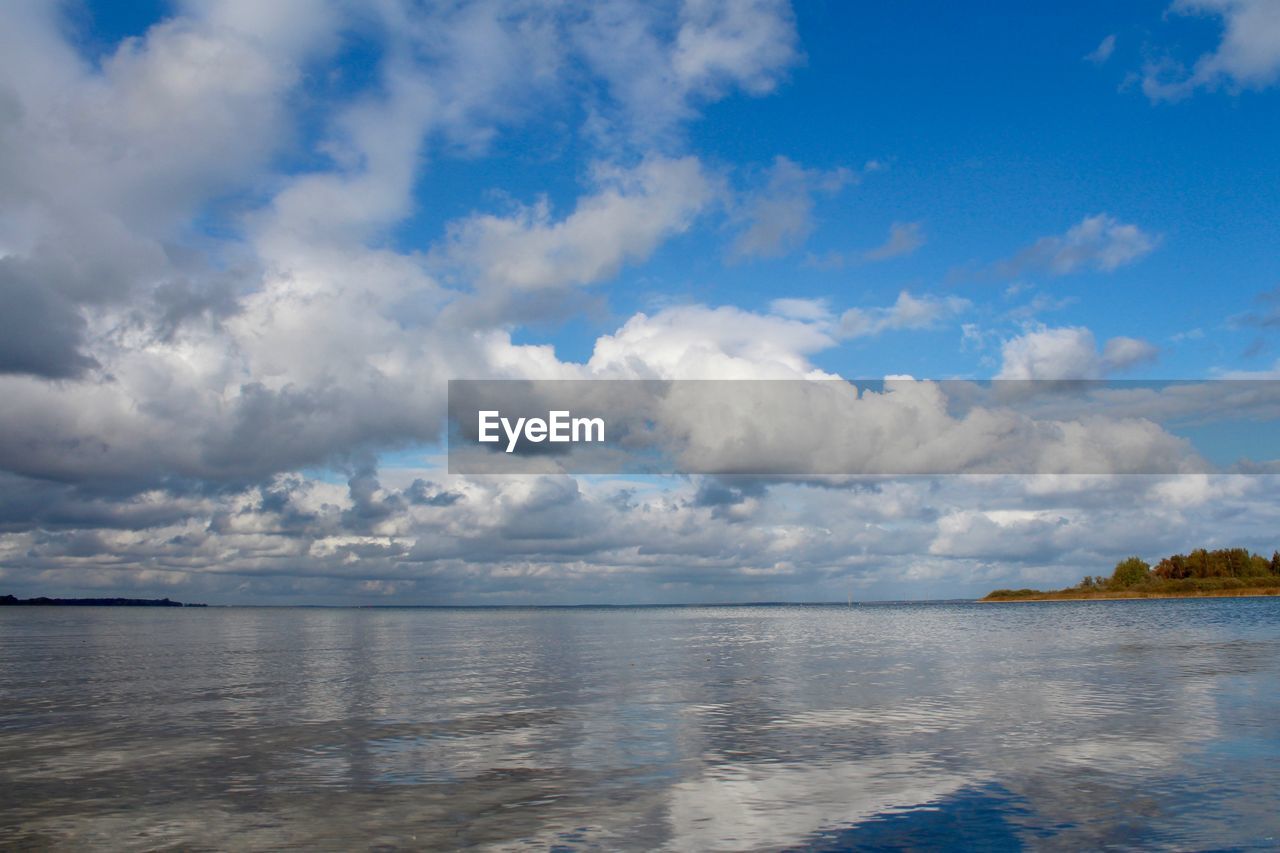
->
[2,600,1279,850]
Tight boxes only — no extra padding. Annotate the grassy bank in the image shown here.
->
[983,584,1280,602]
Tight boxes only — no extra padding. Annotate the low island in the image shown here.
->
[984,548,1280,601]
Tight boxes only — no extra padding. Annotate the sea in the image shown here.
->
[2,599,1278,850]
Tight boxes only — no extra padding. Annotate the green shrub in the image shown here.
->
[1111,557,1151,588]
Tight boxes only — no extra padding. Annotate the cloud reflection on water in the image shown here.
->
[1,601,1278,849]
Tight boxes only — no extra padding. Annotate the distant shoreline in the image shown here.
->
[0,595,206,607]
[985,548,1280,603]
[982,588,1280,603]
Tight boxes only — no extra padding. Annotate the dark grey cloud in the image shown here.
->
[0,258,97,378]
[691,477,771,521]
[406,479,462,507]
[148,275,242,340]
[343,465,406,530]
[0,472,206,532]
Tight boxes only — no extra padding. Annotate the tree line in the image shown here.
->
[1078,548,1280,591]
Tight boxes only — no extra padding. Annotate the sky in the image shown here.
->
[1,0,1279,604]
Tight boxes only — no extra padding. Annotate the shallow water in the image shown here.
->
[2,600,1279,850]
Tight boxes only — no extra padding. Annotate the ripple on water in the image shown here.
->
[1,600,1279,849]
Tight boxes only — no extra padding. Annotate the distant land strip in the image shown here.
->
[985,547,1280,602]
[982,586,1280,602]
[1,595,206,607]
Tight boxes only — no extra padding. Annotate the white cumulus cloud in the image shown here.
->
[997,326,1158,379]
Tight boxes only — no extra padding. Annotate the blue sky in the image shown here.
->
[1,0,1279,604]
[382,0,1280,377]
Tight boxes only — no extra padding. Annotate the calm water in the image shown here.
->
[2,601,1279,851]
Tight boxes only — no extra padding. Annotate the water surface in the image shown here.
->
[2,600,1279,849]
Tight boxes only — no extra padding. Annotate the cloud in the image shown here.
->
[997,325,1158,379]
[439,157,716,291]
[0,0,333,378]
[802,218,924,269]
[1084,34,1117,65]
[998,327,1099,380]
[586,304,838,379]
[1143,0,1280,100]
[1230,286,1280,328]
[632,377,1210,481]
[930,510,1073,560]
[1217,360,1280,379]
[573,0,800,146]
[862,221,925,262]
[0,1,1275,606]
[730,156,853,259]
[0,258,98,378]
[0,0,800,491]
[768,297,832,321]
[996,214,1159,277]
[1102,336,1161,371]
[261,2,570,245]
[839,291,969,339]
[674,0,801,95]
[7,457,1264,604]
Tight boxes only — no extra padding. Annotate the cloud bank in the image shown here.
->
[0,1,1273,605]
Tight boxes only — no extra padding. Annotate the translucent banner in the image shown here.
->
[447,379,1280,475]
